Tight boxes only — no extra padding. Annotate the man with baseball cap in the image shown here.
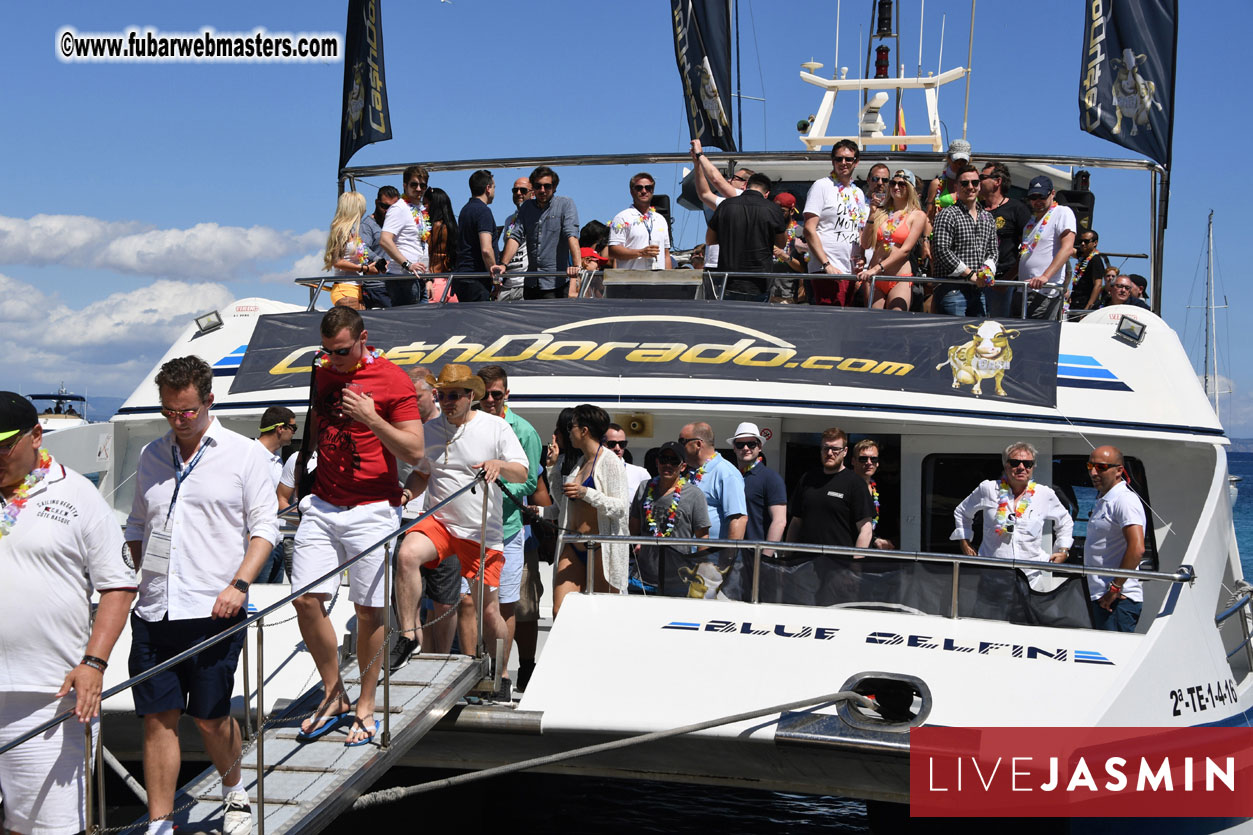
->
[0,392,136,835]
[627,440,710,594]
[1018,175,1076,320]
[395,364,528,677]
[727,422,786,551]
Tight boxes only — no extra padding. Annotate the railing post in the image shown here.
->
[585,540,597,595]
[1242,608,1253,675]
[84,723,95,835]
[94,718,106,833]
[255,615,265,835]
[241,636,252,741]
[949,562,961,618]
[751,543,762,604]
[865,277,875,308]
[382,541,392,748]
[476,478,488,660]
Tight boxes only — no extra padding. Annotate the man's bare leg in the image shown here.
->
[347,604,384,745]
[457,592,476,656]
[292,594,350,732]
[499,601,517,675]
[142,710,182,821]
[394,534,427,644]
[425,600,457,654]
[193,715,242,787]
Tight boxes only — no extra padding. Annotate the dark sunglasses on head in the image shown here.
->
[480,390,505,400]
[1008,458,1035,469]
[733,440,760,450]
[632,183,655,192]
[604,439,628,449]
[857,455,879,464]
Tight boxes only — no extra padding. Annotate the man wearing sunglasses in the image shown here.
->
[727,423,786,552]
[978,162,1032,318]
[1018,175,1076,320]
[495,177,532,302]
[125,357,279,835]
[952,442,1072,588]
[494,165,581,299]
[0,392,135,835]
[803,139,869,306]
[255,406,297,583]
[378,165,431,306]
[289,307,424,747]
[1083,445,1145,632]
[604,423,650,499]
[608,172,671,271]
[932,162,998,317]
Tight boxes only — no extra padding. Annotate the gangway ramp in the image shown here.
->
[149,653,487,835]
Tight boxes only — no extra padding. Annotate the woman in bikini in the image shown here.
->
[550,404,629,616]
[858,169,927,312]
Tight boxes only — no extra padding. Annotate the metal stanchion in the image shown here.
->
[256,615,265,835]
[382,542,392,748]
[94,718,106,833]
[475,480,488,660]
[84,723,95,835]
[751,543,762,604]
[950,563,961,618]
[241,639,252,741]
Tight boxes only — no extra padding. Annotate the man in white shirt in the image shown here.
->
[1084,445,1146,632]
[1019,175,1077,320]
[803,139,869,306]
[604,423,650,499]
[397,364,528,676]
[608,172,671,270]
[255,406,296,583]
[0,392,136,835]
[125,357,279,835]
[378,164,431,306]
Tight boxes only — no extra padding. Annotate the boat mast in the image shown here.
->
[1205,210,1218,418]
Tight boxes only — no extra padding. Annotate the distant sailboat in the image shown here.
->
[1196,212,1241,506]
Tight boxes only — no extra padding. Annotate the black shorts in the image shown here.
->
[128,611,245,720]
[421,552,462,605]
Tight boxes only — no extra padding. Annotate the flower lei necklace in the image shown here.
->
[409,204,431,243]
[994,479,1036,537]
[868,479,880,530]
[683,460,709,486]
[642,477,683,537]
[1076,248,1099,277]
[318,346,383,372]
[351,235,370,267]
[878,210,906,254]
[1018,203,1057,259]
[0,448,53,541]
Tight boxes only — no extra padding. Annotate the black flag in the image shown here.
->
[1078,0,1176,168]
[671,0,736,152]
[339,0,392,171]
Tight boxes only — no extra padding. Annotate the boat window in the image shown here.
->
[921,453,1157,570]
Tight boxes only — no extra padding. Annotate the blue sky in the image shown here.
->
[4,1,1250,432]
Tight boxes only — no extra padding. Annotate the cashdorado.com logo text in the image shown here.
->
[909,726,1253,818]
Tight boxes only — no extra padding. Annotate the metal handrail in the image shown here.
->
[1215,592,1252,626]
[0,472,488,758]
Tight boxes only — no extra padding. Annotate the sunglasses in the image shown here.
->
[533,182,556,191]
[890,180,908,188]
[512,187,530,195]
[979,173,999,181]
[1112,284,1133,292]
[857,455,879,464]
[729,174,748,183]
[678,437,699,445]
[1008,458,1035,469]
[821,445,845,454]
[959,179,981,188]
[321,345,356,357]
[0,429,32,455]
[160,405,203,421]
[632,183,655,192]
[283,423,298,431]
[658,456,682,466]
[834,156,857,164]
[407,180,427,189]
[733,440,759,450]
[480,390,505,400]
[437,389,471,401]
[868,176,890,184]
[1086,461,1116,472]
[604,439,628,449]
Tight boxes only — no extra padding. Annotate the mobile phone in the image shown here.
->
[372,257,388,272]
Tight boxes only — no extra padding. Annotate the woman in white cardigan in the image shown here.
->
[551,404,629,616]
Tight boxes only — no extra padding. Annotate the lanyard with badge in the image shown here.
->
[144,442,208,575]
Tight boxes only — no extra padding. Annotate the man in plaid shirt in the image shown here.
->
[931,163,998,317]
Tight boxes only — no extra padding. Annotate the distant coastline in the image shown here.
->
[1230,439,1253,454]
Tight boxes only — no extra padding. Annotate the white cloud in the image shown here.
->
[0,214,320,280]
[259,250,324,283]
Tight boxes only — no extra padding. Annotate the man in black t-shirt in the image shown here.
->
[786,427,874,549]
[454,169,499,302]
[979,162,1033,318]
[1069,229,1109,313]
[707,173,787,301]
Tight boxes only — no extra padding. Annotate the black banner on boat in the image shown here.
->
[1078,0,1176,168]
[671,0,736,152]
[230,301,1059,407]
[339,0,392,171]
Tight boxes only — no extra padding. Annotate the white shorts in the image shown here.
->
[0,692,94,835]
[292,496,401,608]
[497,529,525,604]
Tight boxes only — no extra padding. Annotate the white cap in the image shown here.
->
[726,421,765,446]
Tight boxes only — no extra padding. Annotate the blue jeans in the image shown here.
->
[983,285,1018,318]
[1090,598,1141,632]
[386,277,426,306]
[934,285,986,317]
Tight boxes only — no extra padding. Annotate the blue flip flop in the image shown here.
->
[295,711,351,743]
[344,718,380,748]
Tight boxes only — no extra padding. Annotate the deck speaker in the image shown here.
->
[1055,189,1095,233]
[615,412,653,437]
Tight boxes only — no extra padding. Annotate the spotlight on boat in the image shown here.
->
[1113,314,1147,347]
[195,310,224,336]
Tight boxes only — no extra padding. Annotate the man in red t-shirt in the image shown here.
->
[290,307,424,747]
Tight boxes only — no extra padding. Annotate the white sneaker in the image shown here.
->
[223,789,253,835]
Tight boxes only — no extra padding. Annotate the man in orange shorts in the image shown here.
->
[397,364,528,668]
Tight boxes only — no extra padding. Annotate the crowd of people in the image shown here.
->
[320,143,1149,320]
[0,303,1149,834]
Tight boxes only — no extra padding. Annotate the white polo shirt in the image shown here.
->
[1084,480,1146,602]
[0,456,136,691]
[126,417,280,621]
[256,439,283,489]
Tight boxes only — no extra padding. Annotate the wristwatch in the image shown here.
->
[401,260,411,271]
[231,578,250,593]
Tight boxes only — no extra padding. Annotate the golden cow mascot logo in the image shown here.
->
[936,320,1020,397]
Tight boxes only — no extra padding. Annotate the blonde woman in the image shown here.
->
[322,191,382,309]
[858,169,926,312]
